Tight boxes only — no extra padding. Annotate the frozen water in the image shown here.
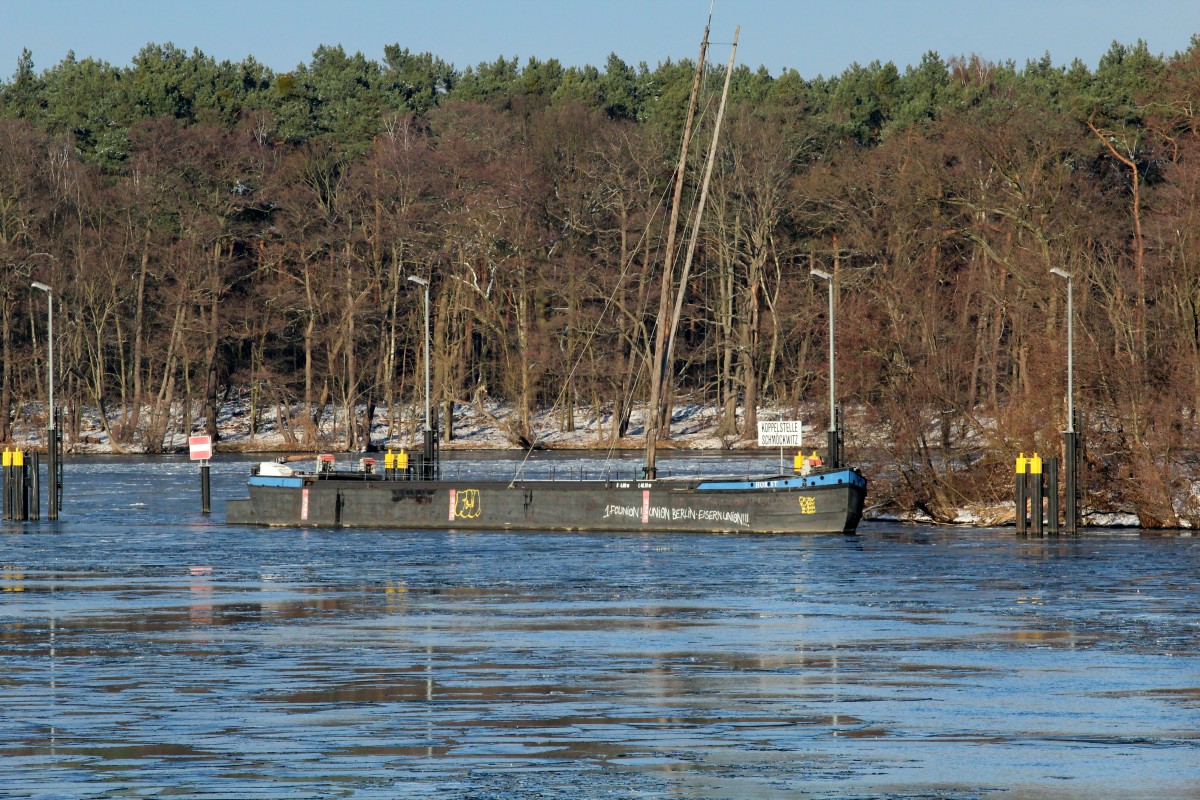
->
[1,455,1197,798]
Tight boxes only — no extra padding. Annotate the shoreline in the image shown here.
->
[0,399,1180,529]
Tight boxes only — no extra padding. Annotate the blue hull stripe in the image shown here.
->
[696,469,865,491]
[249,476,305,488]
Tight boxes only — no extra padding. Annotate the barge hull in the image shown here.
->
[227,472,865,534]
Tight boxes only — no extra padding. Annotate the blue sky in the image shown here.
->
[2,0,1198,78]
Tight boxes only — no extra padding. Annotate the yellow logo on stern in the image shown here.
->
[798,496,817,515]
[455,489,481,519]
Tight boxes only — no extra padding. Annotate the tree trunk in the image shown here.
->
[0,296,11,443]
[124,234,150,443]
[204,286,220,442]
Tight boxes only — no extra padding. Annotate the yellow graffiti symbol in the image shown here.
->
[798,496,816,515]
[456,489,481,519]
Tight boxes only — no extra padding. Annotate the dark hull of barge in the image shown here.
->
[226,469,867,534]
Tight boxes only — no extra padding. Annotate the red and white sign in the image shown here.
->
[189,435,213,461]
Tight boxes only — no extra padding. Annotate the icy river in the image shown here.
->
[1,454,1198,798]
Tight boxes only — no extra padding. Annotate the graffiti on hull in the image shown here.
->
[602,502,750,528]
[449,488,481,521]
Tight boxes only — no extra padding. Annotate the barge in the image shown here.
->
[226,456,866,534]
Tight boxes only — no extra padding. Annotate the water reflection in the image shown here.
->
[2,564,25,592]
[0,457,1198,798]
[188,565,213,629]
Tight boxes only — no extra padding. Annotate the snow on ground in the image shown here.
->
[7,395,810,455]
[6,394,1178,528]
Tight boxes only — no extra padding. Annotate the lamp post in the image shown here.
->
[810,268,838,468]
[1050,267,1078,533]
[407,275,433,478]
[31,281,57,519]
[1049,268,1073,432]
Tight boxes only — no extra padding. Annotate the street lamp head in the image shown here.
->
[407,275,429,287]
[810,268,832,281]
[31,281,51,293]
[1050,267,1072,281]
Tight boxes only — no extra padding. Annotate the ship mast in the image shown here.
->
[643,19,709,480]
[643,21,739,479]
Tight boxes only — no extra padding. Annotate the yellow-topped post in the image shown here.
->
[1014,453,1029,535]
[2,448,26,520]
[1030,453,1044,535]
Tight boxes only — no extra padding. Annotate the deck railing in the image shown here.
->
[253,459,802,484]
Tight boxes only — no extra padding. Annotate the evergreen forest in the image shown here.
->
[2,35,1200,525]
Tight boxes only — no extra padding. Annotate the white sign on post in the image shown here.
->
[757,420,803,448]
[189,435,213,461]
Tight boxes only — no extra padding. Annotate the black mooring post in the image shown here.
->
[2,461,10,521]
[4,457,16,520]
[1045,457,1059,536]
[5,461,12,521]
[22,459,32,520]
[826,407,841,469]
[14,456,26,521]
[7,462,15,521]
[433,423,441,479]
[423,425,440,480]
[200,461,211,514]
[1063,430,1078,535]
[29,453,40,521]
[55,408,64,517]
[47,426,59,521]
[1031,461,1044,537]
[1014,455,1027,535]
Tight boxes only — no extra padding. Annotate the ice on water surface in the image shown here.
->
[1,455,1198,798]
